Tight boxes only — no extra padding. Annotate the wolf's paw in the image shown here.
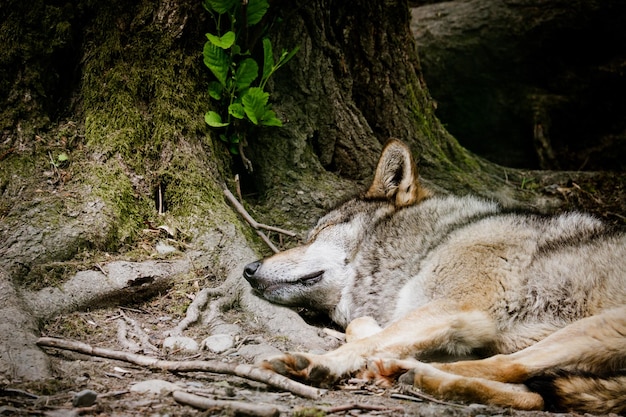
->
[359,358,421,387]
[262,353,339,388]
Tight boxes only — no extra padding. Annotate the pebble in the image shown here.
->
[162,336,199,352]
[72,389,98,407]
[201,334,235,353]
[238,344,283,363]
[130,379,181,395]
[156,241,177,254]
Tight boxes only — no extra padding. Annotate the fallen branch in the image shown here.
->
[173,390,279,417]
[324,403,404,414]
[37,337,321,399]
[398,387,466,408]
[223,187,297,253]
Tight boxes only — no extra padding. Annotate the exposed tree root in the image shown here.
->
[36,337,322,399]
[118,309,159,353]
[173,390,280,416]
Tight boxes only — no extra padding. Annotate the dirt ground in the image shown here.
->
[0,281,606,417]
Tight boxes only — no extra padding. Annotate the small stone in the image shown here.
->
[156,241,177,254]
[72,389,98,407]
[130,379,180,395]
[201,334,235,353]
[162,336,199,352]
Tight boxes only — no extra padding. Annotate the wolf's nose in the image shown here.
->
[243,260,261,281]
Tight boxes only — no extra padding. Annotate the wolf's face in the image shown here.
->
[243,199,392,311]
[243,139,430,318]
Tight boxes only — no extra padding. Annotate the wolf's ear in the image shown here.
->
[365,139,429,207]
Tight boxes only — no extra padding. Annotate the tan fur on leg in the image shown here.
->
[345,316,382,343]
[369,358,543,410]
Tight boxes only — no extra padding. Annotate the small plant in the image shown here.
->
[202,0,298,170]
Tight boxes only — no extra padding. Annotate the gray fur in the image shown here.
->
[244,144,626,355]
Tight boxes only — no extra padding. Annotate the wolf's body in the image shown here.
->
[243,140,626,414]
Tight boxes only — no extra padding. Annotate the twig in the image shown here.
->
[390,393,423,402]
[235,174,243,202]
[223,187,298,254]
[0,147,15,162]
[399,387,466,408]
[238,142,254,173]
[323,403,404,413]
[173,391,279,416]
[223,188,297,237]
[0,388,39,399]
[37,337,321,399]
[256,229,280,253]
[94,263,107,276]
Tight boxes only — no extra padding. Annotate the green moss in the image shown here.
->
[77,0,233,243]
[81,160,149,247]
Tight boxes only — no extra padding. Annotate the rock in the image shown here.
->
[72,389,98,407]
[238,344,283,363]
[162,336,199,352]
[411,0,626,170]
[201,334,234,353]
[130,379,181,395]
[155,241,177,254]
[209,323,241,337]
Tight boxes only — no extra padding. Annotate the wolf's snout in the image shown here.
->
[243,260,262,283]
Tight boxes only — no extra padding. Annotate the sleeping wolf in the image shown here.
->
[243,139,626,414]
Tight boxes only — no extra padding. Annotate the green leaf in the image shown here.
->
[241,87,269,125]
[228,103,245,119]
[205,111,229,127]
[235,58,259,91]
[262,38,274,81]
[261,109,282,126]
[246,0,269,26]
[57,152,69,162]
[206,31,236,49]
[279,45,300,66]
[204,0,237,14]
[203,42,230,86]
[208,81,223,100]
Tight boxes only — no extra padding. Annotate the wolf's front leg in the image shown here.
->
[263,301,497,387]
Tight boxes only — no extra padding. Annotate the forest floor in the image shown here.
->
[0,287,590,417]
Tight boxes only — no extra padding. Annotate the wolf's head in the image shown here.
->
[243,139,430,319]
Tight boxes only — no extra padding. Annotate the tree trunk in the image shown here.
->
[411,0,626,171]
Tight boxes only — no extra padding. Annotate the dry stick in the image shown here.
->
[173,391,279,417]
[398,388,467,409]
[36,337,321,399]
[324,403,404,414]
[223,188,297,253]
